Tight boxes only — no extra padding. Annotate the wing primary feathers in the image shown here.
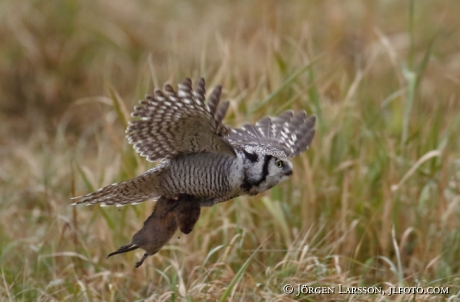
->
[215,100,231,137]
[291,114,316,156]
[178,78,193,98]
[208,85,222,116]
[227,110,316,158]
[272,110,293,139]
[255,116,273,138]
[164,83,178,99]
[214,100,229,126]
[194,78,206,105]
[291,111,307,129]
[241,123,262,139]
[125,77,235,162]
[154,89,167,102]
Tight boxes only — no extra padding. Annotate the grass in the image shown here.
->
[1,0,460,301]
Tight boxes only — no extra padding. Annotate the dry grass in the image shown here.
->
[1,0,460,301]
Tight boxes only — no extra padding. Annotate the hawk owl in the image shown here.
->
[73,78,316,267]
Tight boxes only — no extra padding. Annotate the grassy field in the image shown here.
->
[1,0,460,301]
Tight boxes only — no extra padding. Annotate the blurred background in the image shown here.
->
[1,0,459,300]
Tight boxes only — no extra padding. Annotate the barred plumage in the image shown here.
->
[159,152,234,198]
[228,110,316,157]
[126,78,234,162]
[73,77,316,267]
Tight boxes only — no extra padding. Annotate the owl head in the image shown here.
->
[239,144,293,195]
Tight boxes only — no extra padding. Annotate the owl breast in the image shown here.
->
[158,152,242,199]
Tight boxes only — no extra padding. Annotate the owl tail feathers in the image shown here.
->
[71,168,163,207]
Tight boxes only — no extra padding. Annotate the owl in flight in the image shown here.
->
[73,78,316,267]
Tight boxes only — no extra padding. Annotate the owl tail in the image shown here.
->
[71,167,163,207]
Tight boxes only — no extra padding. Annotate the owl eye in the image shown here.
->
[275,161,283,168]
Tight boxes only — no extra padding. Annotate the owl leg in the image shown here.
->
[173,195,201,235]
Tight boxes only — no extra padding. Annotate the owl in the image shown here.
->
[73,78,316,267]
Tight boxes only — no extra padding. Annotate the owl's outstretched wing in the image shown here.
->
[227,110,316,157]
[126,78,235,162]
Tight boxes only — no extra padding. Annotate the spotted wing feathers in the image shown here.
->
[227,110,316,157]
[126,78,235,162]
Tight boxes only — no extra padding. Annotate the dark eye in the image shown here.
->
[275,161,283,168]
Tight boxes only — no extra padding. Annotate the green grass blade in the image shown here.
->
[407,0,415,69]
[218,244,262,302]
[415,37,436,88]
[107,85,129,129]
[401,69,417,147]
[249,59,320,114]
[98,207,115,230]
[262,197,290,244]
[307,65,322,130]
[75,163,94,193]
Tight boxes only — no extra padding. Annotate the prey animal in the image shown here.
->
[73,78,316,267]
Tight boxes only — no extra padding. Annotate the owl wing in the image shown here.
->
[126,78,235,162]
[226,110,316,157]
